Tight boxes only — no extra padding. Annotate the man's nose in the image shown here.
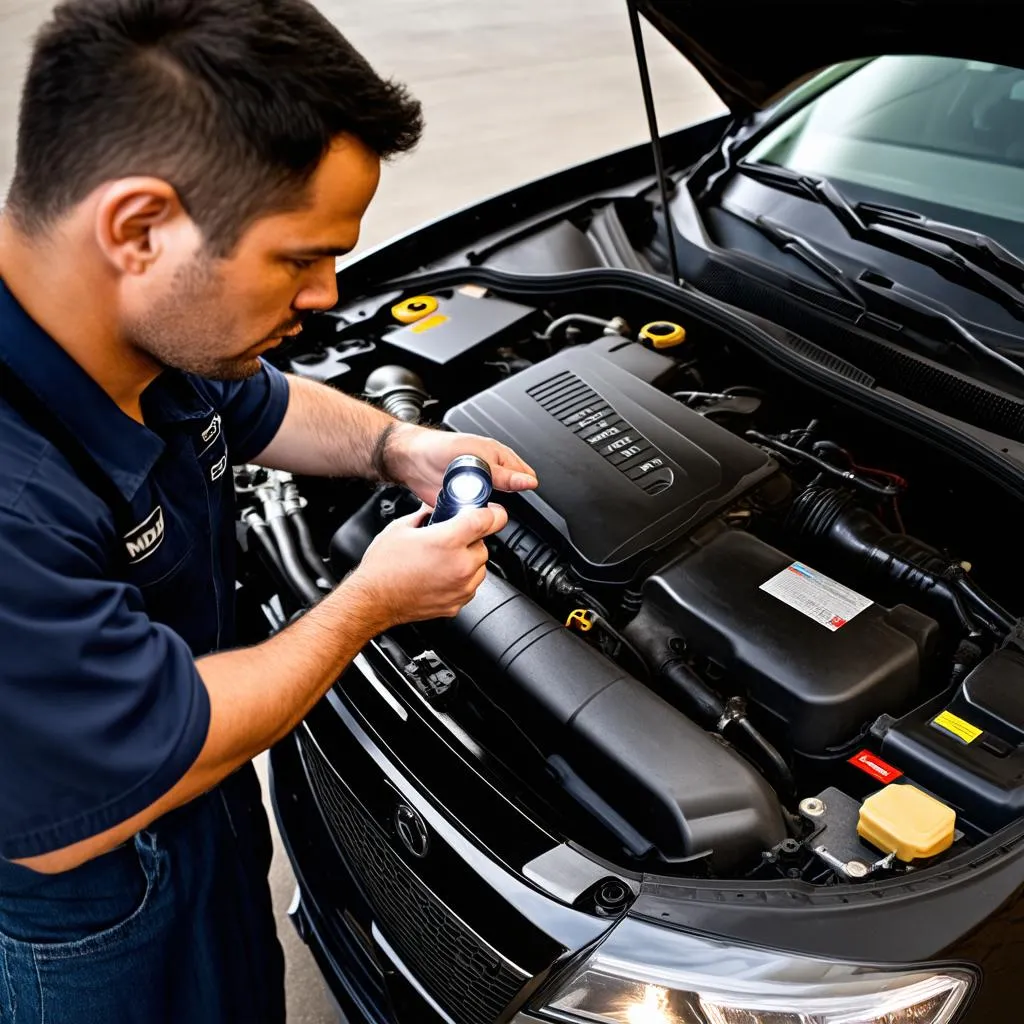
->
[293,261,339,312]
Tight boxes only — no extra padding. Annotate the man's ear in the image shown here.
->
[94,177,187,275]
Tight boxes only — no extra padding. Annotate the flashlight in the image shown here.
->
[427,455,493,525]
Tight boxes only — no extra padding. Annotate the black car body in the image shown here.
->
[247,4,1024,1021]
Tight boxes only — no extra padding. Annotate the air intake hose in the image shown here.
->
[448,573,786,870]
[785,487,1013,635]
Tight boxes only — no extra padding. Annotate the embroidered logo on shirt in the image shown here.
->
[210,454,228,481]
[124,506,165,564]
[201,414,222,445]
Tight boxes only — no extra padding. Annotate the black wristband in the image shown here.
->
[371,421,400,483]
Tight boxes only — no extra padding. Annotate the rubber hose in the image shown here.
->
[267,515,323,605]
[660,659,725,726]
[729,716,797,800]
[287,508,338,587]
[245,517,292,595]
[955,576,1016,633]
[787,486,1010,637]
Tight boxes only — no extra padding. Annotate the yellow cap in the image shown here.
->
[858,784,956,862]
[392,295,439,324]
[639,321,686,349]
[565,609,595,633]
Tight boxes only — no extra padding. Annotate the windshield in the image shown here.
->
[747,56,1024,248]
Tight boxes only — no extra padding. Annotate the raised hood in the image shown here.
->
[638,0,1022,114]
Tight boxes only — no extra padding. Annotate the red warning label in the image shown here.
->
[849,749,903,784]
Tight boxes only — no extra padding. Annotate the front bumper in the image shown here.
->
[269,659,611,1024]
[270,655,1021,1024]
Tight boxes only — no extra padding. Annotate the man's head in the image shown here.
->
[5,0,423,379]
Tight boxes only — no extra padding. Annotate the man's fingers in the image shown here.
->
[490,447,538,493]
[396,504,431,528]
[490,466,538,493]
[500,447,536,475]
[431,502,508,543]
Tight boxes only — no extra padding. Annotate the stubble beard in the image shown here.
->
[127,253,263,382]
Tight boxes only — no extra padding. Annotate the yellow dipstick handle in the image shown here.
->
[565,609,596,633]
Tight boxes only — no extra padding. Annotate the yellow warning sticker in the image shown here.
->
[931,710,982,744]
[410,313,449,334]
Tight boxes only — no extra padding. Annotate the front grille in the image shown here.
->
[298,730,529,1024]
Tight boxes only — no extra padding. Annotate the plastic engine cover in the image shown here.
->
[443,344,777,583]
[641,530,939,754]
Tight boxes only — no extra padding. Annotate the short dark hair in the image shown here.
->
[7,0,423,253]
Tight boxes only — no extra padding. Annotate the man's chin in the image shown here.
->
[205,356,266,382]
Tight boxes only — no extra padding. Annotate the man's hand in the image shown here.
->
[383,423,538,506]
[348,501,508,626]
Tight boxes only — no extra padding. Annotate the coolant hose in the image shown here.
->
[954,574,1016,634]
[267,515,322,605]
[727,715,797,801]
[287,507,338,587]
[660,658,726,726]
[659,659,795,801]
[241,510,291,595]
[257,489,323,606]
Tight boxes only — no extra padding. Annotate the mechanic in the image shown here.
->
[0,2,538,1021]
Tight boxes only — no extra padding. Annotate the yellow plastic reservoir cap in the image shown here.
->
[639,321,686,349]
[857,784,956,862]
[392,295,439,324]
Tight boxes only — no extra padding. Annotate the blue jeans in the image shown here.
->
[0,765,285,1023]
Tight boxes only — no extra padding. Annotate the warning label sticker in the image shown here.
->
[760,561,872,631]
[849,749,904,784]
[931,710,982,745]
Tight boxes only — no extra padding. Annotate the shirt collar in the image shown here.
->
[0,280,214,501]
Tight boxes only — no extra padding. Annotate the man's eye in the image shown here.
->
[288,257,316,271]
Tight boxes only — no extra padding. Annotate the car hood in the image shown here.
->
[639,0,1022,113]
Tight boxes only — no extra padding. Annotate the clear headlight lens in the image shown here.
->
[537,920,975,1024]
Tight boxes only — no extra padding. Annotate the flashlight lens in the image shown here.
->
[448,473,488,503]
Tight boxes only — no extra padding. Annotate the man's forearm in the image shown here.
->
[253,374,401,480]
[14,573,389,874]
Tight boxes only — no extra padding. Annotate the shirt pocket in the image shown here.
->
[121,500,196,592]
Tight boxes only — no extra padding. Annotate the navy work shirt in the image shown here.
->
[0,281,290,861]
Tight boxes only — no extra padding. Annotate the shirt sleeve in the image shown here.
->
[208,359,291,464]
[0,505,211,861]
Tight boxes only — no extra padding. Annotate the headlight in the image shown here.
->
[531,919,975,1024]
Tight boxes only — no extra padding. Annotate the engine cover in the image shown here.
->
[444,343,777,582]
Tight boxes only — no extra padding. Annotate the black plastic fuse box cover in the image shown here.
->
[642,530,939,753]
[880,649,1024,831]
[444,344,777,583]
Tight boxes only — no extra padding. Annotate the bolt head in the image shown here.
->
[800,798,826,817]
[845,860,869,879]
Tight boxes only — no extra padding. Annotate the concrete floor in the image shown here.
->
[0,2,722,1020]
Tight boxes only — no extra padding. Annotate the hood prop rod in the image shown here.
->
[626,0,681,287]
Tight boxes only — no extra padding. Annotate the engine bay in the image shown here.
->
[238,282,1024,888]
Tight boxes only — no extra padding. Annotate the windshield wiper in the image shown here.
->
[856,201,1024,287]
[748,215,866,308]
[856,273,1024,384]
[731,205,1024,386]
[736,161,1024,319]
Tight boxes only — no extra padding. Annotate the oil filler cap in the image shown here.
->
[392,295,439,324]
[639,321,686,349]
[857,784,956,862]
